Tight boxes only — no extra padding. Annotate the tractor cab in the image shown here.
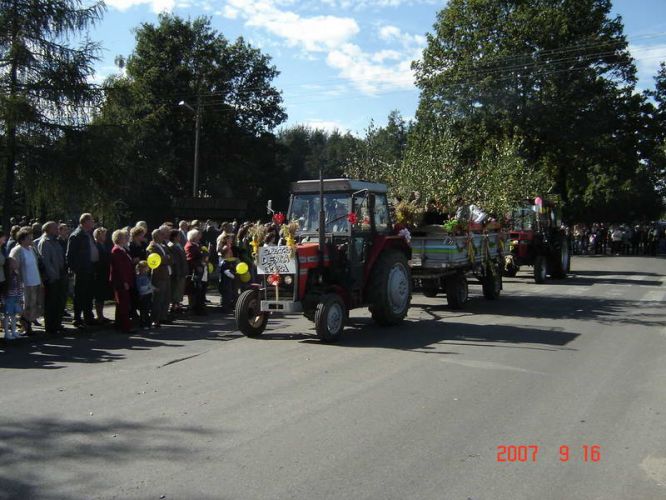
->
[288,179,392,294]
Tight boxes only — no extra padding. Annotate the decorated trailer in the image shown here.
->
[410,225,505,308]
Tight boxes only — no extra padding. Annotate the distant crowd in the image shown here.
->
[570,223,666,256]
[0,214,285,342]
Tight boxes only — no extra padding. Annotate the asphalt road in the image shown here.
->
[1,256,665,500]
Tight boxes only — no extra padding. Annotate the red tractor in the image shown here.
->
[235,178,412,342]
[503,198,570,283]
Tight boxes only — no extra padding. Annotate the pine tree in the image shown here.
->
[0,0,105,229]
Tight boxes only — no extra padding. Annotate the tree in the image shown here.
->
[277,125,360,180]
[654,62,666,120]
[646,62,666,203]
[343,111,410,183]
[0,0,105,230]
[413,0,660,220]
[88,14,287,222]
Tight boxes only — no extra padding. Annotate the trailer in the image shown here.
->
[409,225,505,308]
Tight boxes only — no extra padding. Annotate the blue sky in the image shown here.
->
[92,0,666,135]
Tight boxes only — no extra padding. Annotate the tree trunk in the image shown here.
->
[3,1,19,233]
[3,121,17,233]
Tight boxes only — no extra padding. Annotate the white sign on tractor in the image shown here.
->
[257,246,297,275]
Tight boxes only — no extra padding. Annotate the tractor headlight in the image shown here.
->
[284,275,293,285]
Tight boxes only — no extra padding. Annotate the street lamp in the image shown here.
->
[179,98,201,198]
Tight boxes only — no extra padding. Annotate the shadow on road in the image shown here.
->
[0,313,239,370]
[0,417,215,499]
[504,273,663,287]
[457,294,665,328]
[259,315,579,352]
[337,319,578,352]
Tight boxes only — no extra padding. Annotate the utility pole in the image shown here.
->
[179,97,202,198]
[193,94,201,198]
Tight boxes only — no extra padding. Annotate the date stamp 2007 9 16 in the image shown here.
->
[497,445,601,463]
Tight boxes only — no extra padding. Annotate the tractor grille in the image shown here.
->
[263,278,296,301]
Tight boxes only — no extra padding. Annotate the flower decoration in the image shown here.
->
[347,212,358,224]
[273,212,286,225]
[398,227,412,244]
[268,273,281,286]
[280,221,299,255]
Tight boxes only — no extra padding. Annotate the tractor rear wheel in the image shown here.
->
[482,264,502,300]
[446,272,468,309]
[421,278,439,297]
[235,289,268,337]
[550,235,569,279]
[534,255,547,284]
[369,250,411,326]
[315,294,346,343]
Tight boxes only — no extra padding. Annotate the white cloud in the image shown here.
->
[222,4,239,18]
[87,65,126,85]
[225,0,359,52]
[221,0,425,95]
[371,49,403,63]
[630,43,666,84]
[327,43,420,94]
[300,119,348,133]
[322,0,437,8]
[106,0,175,13]
[379,24,426,47]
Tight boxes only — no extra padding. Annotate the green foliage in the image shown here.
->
[342,111,410,184]
[394,118,548,216]
[77,14,287,222]
[0,0,105,228]
[411,0,662,221]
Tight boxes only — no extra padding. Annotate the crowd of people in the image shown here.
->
[571,223,666,256]
[0,214,282,342]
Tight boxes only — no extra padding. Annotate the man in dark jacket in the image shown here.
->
[37,222,67,335]
[66,213,97,328]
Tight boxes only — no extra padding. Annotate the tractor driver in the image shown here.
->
[326,199,350,233]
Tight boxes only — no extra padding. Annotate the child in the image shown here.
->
[3,258,23,341]
[217,235,237,312]
[135,261,156,330]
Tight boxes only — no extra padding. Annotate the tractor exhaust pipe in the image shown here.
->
[318,166,325,267]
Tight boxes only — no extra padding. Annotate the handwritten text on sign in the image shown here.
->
[257,246,297,275]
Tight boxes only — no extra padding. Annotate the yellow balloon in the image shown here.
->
[239,272,251,283]
[147,253,161,270]
[236,262,249,275]
[208,262,214,274]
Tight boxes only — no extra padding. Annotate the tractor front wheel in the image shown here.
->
[534,255,547,284]
[315,294,346,343]
[369,250,412,326]
[235,289,268,337]
[446,272,468,309]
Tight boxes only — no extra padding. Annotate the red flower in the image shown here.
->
[273,212,286,225]
[347,212,358,224]
[268,273,281,286]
